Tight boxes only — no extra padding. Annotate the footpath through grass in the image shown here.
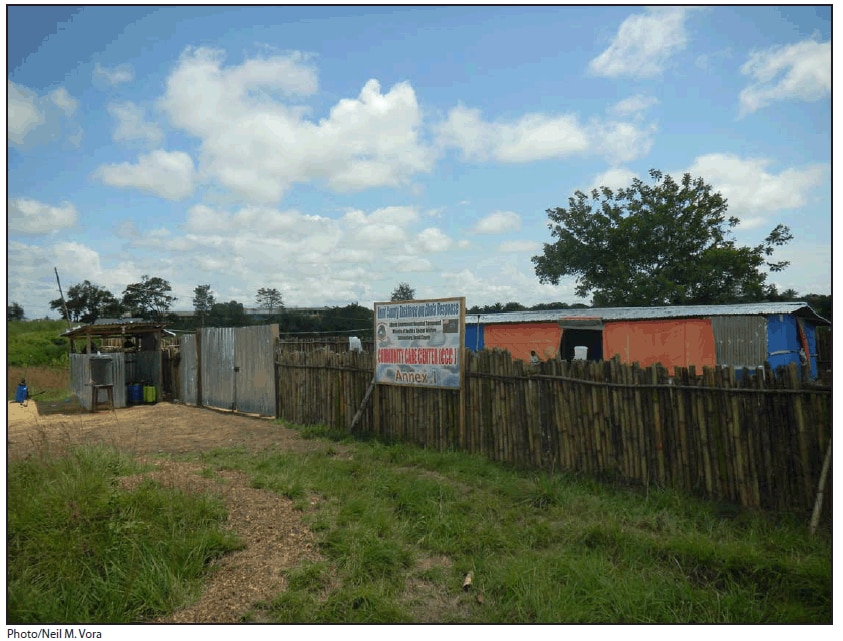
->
[7,425,831,624]
[198,424,832,623]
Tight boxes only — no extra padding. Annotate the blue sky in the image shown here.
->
[6,5,831,319]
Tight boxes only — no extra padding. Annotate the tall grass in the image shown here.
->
[7,319,72,402]
[6,445,243,623]
[195,425,832,623]
[7,319,70,367]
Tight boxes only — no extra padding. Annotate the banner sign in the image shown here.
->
[374,297,464,389]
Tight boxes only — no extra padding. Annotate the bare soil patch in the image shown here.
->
[6,400,333,623]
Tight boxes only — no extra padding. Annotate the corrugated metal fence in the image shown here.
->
[177,324,278,416]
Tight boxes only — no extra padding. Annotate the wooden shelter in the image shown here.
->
[61,318,169,410]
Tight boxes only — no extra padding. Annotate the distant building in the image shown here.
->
[465,302,830,378]
[171,306,329,319]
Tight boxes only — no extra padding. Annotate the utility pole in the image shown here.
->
[54,267,72,331]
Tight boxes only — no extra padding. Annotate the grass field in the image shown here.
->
[8,425,829,624]
[203,425,832,623]
[6,446,243,623]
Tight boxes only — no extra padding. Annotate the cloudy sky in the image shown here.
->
[6,5,831,319]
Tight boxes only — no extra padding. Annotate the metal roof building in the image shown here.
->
[465,302,829,378]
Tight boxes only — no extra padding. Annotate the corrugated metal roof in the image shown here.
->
[61,320,167,338]
[466,302,830,326]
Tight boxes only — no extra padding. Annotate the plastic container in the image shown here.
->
[573,346,588,361]
[127,383,143,404]
[143,385,156,404]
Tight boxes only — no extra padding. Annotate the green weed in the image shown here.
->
[6,446,242,623]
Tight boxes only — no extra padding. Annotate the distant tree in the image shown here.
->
[7,302,24,321]
[122,275,176,322]
[321,303,374,335]
[390,282,415,301]
[192,284,215,327]
[530,301,572,311]
[256,287,284,318]
[532,169,793,306]
[209,300,247,327]
[502,301,527,312]
[49,280,123,324]
[803,293,831,321]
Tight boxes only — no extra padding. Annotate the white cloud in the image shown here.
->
[93,149,196,200]
[52,241,103,276]
[8,197,78,234]
[739,39,830,115]
[7,81,45,146]
[93,62,135,86]
[108,102,164,146]
[498,240,539,253]
[588,7,694,78]
[474,211,522,234]
[591,120,657,164]
[159,47,434,203]
[8,81,81,147]
[49,87,78,116]
[437,105,589,162]
[685,153,827,220]
[415,227,453,253]
[588,167,637,193]
[609,94,659,117]
[437,104,655,165]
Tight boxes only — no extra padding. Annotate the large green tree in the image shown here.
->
[209,300,247,327]
[122,275,176,321]
[49,280,123,323]
[532,169,793,306]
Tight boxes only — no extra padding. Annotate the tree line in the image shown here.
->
[6,166,832,325]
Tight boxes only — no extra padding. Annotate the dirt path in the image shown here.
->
[6,400,332,623]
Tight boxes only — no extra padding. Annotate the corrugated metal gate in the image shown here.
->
[179,334,198,406]
[180,324,278,416]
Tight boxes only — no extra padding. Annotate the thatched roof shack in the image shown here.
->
[61,319,170,410]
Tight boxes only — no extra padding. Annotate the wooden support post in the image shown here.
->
[809,438,832,536]
[350,377,376,433]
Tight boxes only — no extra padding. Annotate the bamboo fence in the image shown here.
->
[275,347,832,515]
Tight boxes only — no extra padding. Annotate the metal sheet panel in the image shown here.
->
[766,314,801,372]
[234,324,278,416]
[200,327,235,411]
[483,322,562,361]
[69,353,126,409]
[465,321,484,352]
[473,301,828,325]
[603,318,716,370]
[179,334,198,405]
[710,315,768,370]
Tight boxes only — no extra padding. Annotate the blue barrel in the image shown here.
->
[127,383,143,404]
[15,384,27,403]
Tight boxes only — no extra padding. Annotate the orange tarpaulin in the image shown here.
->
[603,319,716,370]
[483,322,562,362]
